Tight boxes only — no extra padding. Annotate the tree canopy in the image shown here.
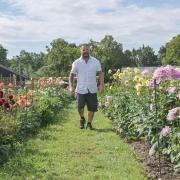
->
[0,44,8,66]
[0,34,179,79]
[159,34,180,65]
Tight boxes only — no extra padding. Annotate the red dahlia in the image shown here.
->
[0,91,3,98]
[0,98,5,106]
[8,95,13,100]
[3,101,10,109]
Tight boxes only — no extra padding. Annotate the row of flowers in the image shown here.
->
[37,77,68,88]
[0,82,36,111]
[0,83,71,164]
[100,65,180,172]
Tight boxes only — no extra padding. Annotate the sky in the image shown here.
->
[0,0,180,58]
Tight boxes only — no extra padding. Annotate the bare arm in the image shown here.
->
[69,72,76,89]
[97,71,104,92]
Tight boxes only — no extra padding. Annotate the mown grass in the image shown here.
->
[0,102,146,180]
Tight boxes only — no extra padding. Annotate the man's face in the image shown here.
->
[81,45,90,58]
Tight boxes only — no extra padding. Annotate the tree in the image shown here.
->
[158,46,166,64]
[44,38,79,77]
[99,35,124,70]
[160,34,180,65]
[27,52,45,72]
[10,50,45,78]
[123,50,136,67]
[0,44,8,65]
[89,35,126,80]
[132,45,160,66]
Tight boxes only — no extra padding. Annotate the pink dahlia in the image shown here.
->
[167,107,180,121]
[160,126,171,137]
[153,66,169,79]
[153,65,180,81]
[141,69,149,77]
[166,65,180,80]
[167,87,176,94]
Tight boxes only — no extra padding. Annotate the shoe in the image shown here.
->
[80,117,85,129]
[86,122,93,130]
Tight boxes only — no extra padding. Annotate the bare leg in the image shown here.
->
[88,111,95,123]
[78,108,84,119]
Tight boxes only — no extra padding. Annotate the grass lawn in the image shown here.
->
[0,102,146,180]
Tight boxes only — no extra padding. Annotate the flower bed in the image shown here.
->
[0,83,71,164]
[99,66,180,174]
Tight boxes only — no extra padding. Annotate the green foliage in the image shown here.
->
[0,87,71,164]
[89,35,133,81]
[0,44,8,66]
[100,68,180,169]
[0,103,145,179]
[6,35,162,80]
[132,45,160,66]
[35,64,59,77]
[10,50,45,78]
[149,142,158,156]
[160,34,180,65]
[41,38,80,77]
[3,33,179,79]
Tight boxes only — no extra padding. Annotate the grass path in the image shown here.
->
[0,103,146,180]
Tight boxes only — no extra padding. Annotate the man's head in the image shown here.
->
[80,44,90,59]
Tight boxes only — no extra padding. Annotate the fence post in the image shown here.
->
[13,75,16,87]
[31,78,34,90]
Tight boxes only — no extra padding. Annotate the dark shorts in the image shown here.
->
[76,92,98,112]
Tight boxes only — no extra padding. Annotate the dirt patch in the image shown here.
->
[130,141,180,180]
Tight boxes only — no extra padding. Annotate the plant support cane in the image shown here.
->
[154,79,162,179]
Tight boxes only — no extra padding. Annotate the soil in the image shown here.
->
[130,141,180,180]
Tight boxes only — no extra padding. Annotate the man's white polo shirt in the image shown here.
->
[70,56,102,94]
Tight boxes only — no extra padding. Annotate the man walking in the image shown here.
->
[69,44,104,130]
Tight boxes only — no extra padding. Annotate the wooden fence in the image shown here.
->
[0,74,17,86]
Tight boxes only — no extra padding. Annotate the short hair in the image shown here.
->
[79,43,89,48]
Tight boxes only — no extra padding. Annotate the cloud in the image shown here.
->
[0,0,180,57]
